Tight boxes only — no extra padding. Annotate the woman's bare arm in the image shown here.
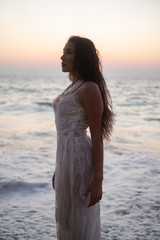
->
[77,82,104,207]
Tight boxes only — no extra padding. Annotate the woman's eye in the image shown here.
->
[62,49,73,55]
[67,51,72,55]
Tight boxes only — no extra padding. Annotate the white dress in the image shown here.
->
[53,80,101,240]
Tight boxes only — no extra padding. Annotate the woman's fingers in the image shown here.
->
[84,180,102,207]
[87,194,102,207]
[98,194,102,200]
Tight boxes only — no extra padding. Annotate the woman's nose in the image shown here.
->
[61,54,64,60]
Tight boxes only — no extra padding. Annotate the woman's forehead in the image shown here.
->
[64,41,75,50]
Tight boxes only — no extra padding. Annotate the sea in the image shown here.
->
[0,69,160,240]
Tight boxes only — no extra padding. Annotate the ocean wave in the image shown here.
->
[36,102,52,107]
[4,85,37,93]
[144,117,160,122]
[0,180,48,195]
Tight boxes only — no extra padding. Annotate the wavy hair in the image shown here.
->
[68,36,115,141]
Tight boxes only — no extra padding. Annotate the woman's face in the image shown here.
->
[61,41,75,74]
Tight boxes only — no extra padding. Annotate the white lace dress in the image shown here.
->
[53,80,101,240]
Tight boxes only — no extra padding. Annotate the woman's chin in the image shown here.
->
[62,68,68,72]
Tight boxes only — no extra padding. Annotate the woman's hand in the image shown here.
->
[52,173,55,189]
[84,177,102,208]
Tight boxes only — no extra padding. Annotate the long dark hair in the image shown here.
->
[68,36,114,141]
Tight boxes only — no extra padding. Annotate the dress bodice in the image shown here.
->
[53,80,88,137]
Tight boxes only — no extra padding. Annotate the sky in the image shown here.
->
[0,0,160,74]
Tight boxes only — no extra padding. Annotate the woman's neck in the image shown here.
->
[70,74,79,85]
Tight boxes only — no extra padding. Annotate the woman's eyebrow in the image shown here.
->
[63,48,73,51]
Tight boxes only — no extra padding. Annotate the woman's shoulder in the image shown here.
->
[80,81,99,94]
[80,81,101,98]
[82,80,98,88]
[77,80,102,104]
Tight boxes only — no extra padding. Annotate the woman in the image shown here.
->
[52,36,114,240]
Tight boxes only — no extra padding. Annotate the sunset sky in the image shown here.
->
[0,0,160,74]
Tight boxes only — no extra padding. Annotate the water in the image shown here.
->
[0,71,160,239]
